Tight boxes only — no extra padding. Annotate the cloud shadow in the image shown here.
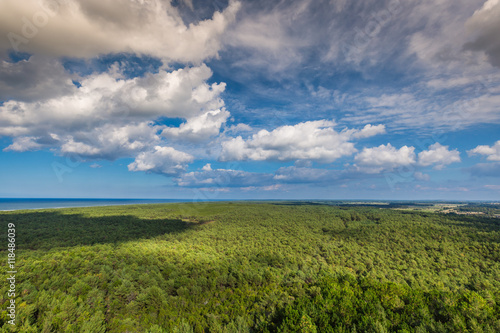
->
[1,211,196,251]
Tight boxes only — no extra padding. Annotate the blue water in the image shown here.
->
[0,198,189,211]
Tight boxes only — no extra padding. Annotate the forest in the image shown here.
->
[0,201,499,332]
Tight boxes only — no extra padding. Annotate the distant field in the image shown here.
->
[390,203,500,218]
[1,202,499,332]
[391,203,466,212]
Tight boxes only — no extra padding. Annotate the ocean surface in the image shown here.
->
[0,198,189,211]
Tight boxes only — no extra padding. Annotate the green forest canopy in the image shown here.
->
[0,202,499,332]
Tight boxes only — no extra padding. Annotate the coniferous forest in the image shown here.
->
[1,202,499,332]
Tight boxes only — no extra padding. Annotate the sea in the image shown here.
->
[0,198,190,211]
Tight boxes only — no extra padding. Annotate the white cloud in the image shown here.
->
[353,143,416,173]
[128,146,193,176]
[4,122,165,161]
[417,143,461,169]
[59,122,162,159]
[0,64,224,135]
[468,140,500,161]
[1,64,227,160]
[0,0,241,63]
[353,142,462,174]
[4,136,43,152]
[162,108,230,142]
[61,138,102,156]
[220,120,385,163]
[350,124,386,139]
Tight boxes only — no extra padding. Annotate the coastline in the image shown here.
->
[0,199,191,212]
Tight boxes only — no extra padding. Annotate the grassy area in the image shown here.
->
[391,203,466,213]
[1,202,499,332]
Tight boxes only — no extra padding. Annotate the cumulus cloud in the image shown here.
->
[353,144,416,173]
[350,124,386,139]
[128,146,194,176]
[162,109,230,142]
[5,121,164,160]
[353,142,462,173]
[220,120,385,163]
[0,0,241,62]
[354,142,461,172]
[417,143,461,169]
[468,140,500,161]
[4,136,44,152]
[60,122,163,159]
[1,64,227,159]
[0,64,224,135]
[0,0,293,187]
[464,0,500,67]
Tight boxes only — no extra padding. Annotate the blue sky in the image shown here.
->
[0,0,499,200]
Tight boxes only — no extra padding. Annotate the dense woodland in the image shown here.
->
[0,202,499,332]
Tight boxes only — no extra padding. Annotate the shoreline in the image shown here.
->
[0,199,193,212]
[1,198,498,212]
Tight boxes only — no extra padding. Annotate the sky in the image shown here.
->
[0,0,499,200]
